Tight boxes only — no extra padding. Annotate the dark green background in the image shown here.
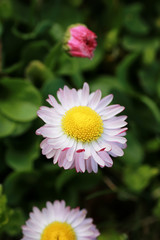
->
[0,0,160,239]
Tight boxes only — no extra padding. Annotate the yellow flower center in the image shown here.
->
[41,221,76,240]
[61,106,103,142]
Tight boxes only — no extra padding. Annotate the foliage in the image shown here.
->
[1,0,160,239]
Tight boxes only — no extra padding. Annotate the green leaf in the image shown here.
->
[44,43,62,70]
[3,208,25,236]
[98,231,128,240]
[116,52,139,88]
[90,75,122,96]
[12,20,51,40]
[49,23,64,41]
[145,137,160,152]
[137,94,160,123]
[0,78,42,122]
[6,134,40,171]
[123,165,159,193]
[0,21,3,37]
[104,28,119,50]
[11,122,31,137]
[4,171,38,205]
[138,62,160,96]
[123,3,149,35]
[153,199,160,219]
[21,40,50,65]
[0,0,13,20]
[122,130,144,166]
[0,112,16,138]
[2,62,23,74]
[55,170,76,191]
[122,36,159,52]
[0,185,8,228]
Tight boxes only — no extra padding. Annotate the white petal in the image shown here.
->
[84,143,91,159]
[90,146,105,166]
[103,128,128,136]
[98,151,113,167]
[88,90,101,109]
[101,105,125,120]
[85,157,92,173]
[71,210,87,228]
[77,152,85,172]
[95,94,113,113]
[37,108,61,125]
[46,149,56,159]
[47,134,68,148]
[53,149,61,164]
[102,134,127,144]
[81,82,90,106]
[46,95,65,115]
[97,138,112,151]
[36,125,63,138]
[91,157,98,173]
[58,150,67,167]
[42,144,53,155]
[109,143,124,156]
[71,88,80,106]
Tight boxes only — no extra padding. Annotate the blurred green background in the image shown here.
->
[0,0,160,239]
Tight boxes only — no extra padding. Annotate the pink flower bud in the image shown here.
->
[63,24,97,59]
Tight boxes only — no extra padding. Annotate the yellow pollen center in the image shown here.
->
[61,106,103,142]
[41,221,76,240]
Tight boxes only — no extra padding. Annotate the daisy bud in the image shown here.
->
[63,23,97,59]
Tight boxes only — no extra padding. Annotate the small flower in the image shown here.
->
[63,24,97,59]
[21,200,100,240]
[36,82,128,173]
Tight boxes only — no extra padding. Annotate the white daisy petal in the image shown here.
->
[102,105,125,120]
[102,134,127,144]
[36,125,62,138]
[42,144,53,155]
[90,146,105,166]
[57,150,67,167]
[103,128,128,136]
[84,144,91,160]
[53,149,61,164]
[95,94,113,112]
[37,109,60,125]
[76,152,85,172]
[103,116,128,129]
[36,82,127,173]
[46,149,56,159]
[91,157,98,173]
[46,95,65,115]
[97,138,112,151]
[85,157,92,173]
[98,151,113,167]
[71,88,80,106]
[88,89,101,109]
[81,82,90,105]
[109,142,124,157]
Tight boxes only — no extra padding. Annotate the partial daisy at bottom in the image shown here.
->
[21,200,100,240]
[36,82,128,173]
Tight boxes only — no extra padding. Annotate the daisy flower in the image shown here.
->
[21,200,100,240]
[36,82,127,173]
